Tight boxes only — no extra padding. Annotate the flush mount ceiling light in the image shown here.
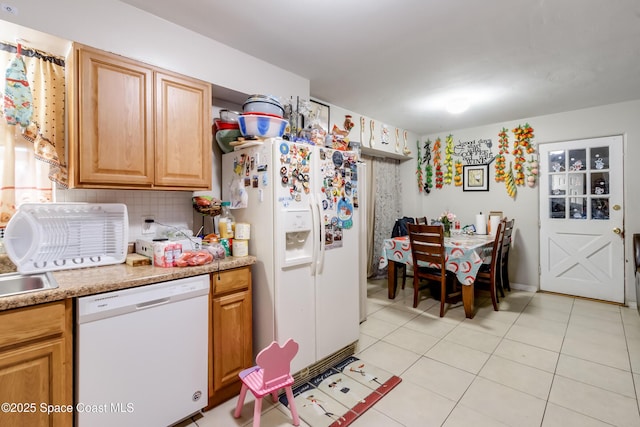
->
[445,99,470,114]
[417,88,502,115]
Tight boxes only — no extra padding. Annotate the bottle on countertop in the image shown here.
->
[219,201,235,239]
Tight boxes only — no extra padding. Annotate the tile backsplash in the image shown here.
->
[55,188,195,241]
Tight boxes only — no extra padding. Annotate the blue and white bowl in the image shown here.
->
[238,114,288,138]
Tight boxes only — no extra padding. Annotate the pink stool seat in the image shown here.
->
[234,339,300,427]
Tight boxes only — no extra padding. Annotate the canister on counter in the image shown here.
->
[232,239,248,257]
[235,223,251,240]
[219,238,232,257]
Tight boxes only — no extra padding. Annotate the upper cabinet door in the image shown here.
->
[77,46,155,186]
[155,71,212,189]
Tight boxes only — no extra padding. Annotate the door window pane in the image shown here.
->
[591,172,609,195]
[569,197,587,219]
[550,198,565,218]
[591,198,609,220]
[550,174,566,195]
[591,147,609,170]
[567,173,586,196]
[568,149,586,171]
[549,150,565,172]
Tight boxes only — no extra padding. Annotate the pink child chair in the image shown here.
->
[234,338,300,427]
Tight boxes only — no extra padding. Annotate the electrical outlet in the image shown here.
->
[141,215,156,235]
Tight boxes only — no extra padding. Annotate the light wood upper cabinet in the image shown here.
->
[155,71,211,188]
[68,44,211,190]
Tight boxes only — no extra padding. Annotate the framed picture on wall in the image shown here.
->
[463,164,489,191]
[309,99,330,134]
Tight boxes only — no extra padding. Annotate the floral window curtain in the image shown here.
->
[0,42,66,227]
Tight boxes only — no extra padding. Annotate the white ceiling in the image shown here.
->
[117,0,640,135]
[6,1,640,135]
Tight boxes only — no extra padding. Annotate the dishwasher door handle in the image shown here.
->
[136,297,171,310]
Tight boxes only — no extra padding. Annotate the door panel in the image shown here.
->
[539,135,624,302]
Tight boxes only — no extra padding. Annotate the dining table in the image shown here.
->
[378,233,496,318]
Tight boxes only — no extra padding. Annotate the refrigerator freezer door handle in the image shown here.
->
[309,194,317,276]
[317,193,326,274]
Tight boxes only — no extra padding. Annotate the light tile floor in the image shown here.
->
[181,278,640,427]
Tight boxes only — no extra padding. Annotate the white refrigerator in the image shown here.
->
[222,138,363,373]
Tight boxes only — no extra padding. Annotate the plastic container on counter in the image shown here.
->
[232,239,248,257]
[219,201,235,239]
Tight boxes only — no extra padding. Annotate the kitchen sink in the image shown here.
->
[0,272,59,298]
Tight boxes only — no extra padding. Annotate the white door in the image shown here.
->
[539,135,624,302]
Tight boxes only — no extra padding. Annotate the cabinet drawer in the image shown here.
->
[212,267,251,295]
[0,301,66,349]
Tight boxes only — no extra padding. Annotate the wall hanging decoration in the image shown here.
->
[505,162,517,198]
[381,124,390,144]
[424,139,433,193]
[454,137,494,164]
[444,134,454,185]
[403,131,411,155]
[495,127,509,182]
[513,123,536,154]
[360,116,366,147]
[526,157,538,187]
[463,164,489,191]
[369,119,375,147]
[454,160,463,186]
[395,128,400,152]
[512,123,535,186]
[416,140,423,192]
[433,137,444,189]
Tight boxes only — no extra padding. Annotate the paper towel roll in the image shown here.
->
[475,213,487,235]
[489,216,501,235]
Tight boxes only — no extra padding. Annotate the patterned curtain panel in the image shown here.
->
[0,42,66,227]
[371,157,402,278]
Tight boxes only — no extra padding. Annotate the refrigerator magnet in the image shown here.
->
[279,142,289,155]
[337,198,354,229]
[332,151,343,167]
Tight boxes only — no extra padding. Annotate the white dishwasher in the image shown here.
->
[76,274,209,427]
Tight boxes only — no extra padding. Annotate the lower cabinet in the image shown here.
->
[0,300,73,427]
[208,266,253,408]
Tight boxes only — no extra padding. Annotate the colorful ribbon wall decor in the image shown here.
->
[495,127,508,182]
[424,139,433,193]
[416,140,423,192]
[433,137,443,189]
[443,134,454,185]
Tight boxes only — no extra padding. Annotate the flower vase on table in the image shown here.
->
[439,210,456,238]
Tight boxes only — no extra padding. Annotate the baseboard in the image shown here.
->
[509,282,538,293]
[291,342,358,389]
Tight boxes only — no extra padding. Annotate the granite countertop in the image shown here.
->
[0,255,257,312]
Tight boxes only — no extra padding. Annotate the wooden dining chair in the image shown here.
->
[499,218,515,294]
[400,217,428,290]
[475,220,504,311]
[407,223,458,315]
